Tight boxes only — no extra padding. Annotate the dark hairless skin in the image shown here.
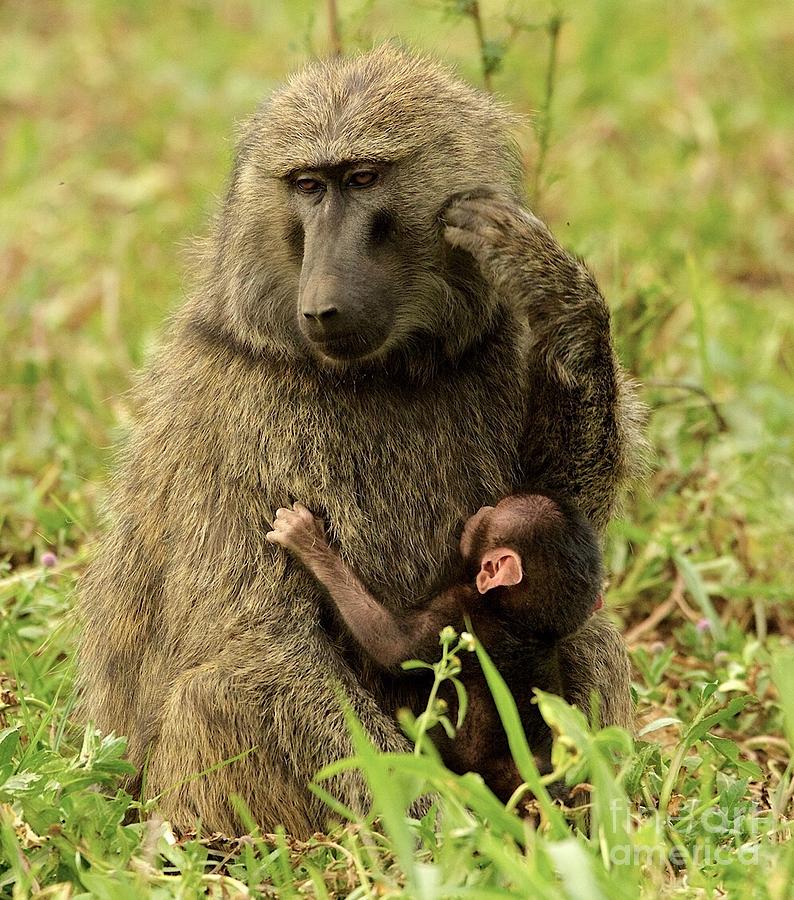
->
[267,492,603,806]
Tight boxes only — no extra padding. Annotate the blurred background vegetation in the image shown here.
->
[2,0,791,577]
[1,0,793,894]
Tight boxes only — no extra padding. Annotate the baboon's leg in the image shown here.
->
[558,615,634,732]
[143,637,412,837]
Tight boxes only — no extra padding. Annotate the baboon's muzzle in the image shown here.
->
[297,199,395,361]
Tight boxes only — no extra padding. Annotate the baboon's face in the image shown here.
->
[220,48,520,367]
[286,160,404,362]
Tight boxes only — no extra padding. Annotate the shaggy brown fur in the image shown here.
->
[78,45,645,837]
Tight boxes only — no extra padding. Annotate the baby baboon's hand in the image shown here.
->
[266,502,328,561]
[442,187,544,288]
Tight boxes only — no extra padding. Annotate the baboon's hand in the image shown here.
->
[266,502,328,560]
[442,188,544,287]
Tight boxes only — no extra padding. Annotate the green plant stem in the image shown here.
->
[467,0,492,90]
[327,0,342,55]
[532,13,562,204]
[413,642,450,755]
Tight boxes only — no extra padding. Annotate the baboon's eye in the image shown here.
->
[347,171,378,189]
[295,177,324,194]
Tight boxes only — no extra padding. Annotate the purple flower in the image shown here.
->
[696,617,711,633]
[41,551,57,568]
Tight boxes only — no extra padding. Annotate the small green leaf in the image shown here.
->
[450,676,468,729]
[402,659,432,672]
[438,715,456,739]
[638,717,682,737]
[704,735,762,778]
[0,771,42,799]
[0,727,20,769]
[686,695,754,745]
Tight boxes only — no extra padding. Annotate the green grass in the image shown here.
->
[1,0,793,895]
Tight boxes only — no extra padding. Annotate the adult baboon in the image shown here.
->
[79,46,644,837]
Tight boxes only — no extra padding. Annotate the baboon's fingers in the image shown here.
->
[292,501,314,522]
[439,185,508,218]
[444,224,495,257]
[270,514,294,532]
[444,207,503,244]
[458,197,517,227]
[443,225,481,255]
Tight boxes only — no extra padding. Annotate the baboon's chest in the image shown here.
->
[259,357,528,607]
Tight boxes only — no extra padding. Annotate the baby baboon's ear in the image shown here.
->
[475,548,523,594]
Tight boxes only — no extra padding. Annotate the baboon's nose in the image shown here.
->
[302,305,339,324]
[300,274,347,341]
[301,305,341,343]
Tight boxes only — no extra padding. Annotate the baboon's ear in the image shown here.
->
[475,548,523,594]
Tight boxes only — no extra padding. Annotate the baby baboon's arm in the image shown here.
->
[267,504,463,668]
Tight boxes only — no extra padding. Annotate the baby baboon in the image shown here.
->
[267,495,603,804]
[78,46,643,837]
